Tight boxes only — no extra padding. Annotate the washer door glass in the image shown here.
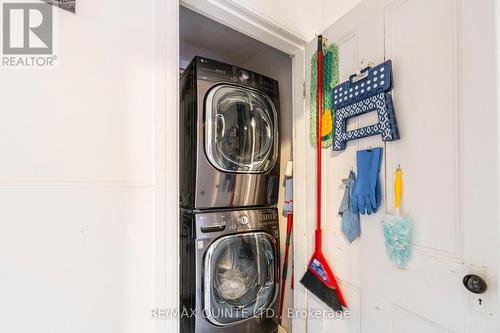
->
[204,232,277,326]
[206,85,278,173]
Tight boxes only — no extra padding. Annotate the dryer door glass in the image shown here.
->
[204,232,277,325]
[206,85,278,173]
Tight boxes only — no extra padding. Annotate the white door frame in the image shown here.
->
[156,0,310,331]
[154,1,180,333]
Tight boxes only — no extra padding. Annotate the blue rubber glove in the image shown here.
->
[350,148,383,215]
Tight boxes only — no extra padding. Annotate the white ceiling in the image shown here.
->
[222,0,362,41]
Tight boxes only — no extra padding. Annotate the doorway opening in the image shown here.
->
[179,5,294,332]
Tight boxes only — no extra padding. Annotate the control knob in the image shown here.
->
[238,214,249,225]
[239,70,250,81]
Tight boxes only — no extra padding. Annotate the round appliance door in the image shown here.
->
[204,232,278,326]
[205,85,278,173]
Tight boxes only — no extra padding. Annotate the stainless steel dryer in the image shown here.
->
[180,207,280,333]
[180,57,280,210]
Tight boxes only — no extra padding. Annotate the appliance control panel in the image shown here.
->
[195,208,278,238]
[196,56,278,93]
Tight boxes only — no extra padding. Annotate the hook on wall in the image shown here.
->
[314,34,328,46]
[359,58,374,69]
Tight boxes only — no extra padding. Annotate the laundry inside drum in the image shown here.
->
[206,232,277,325]
[218,269,247,300]
[214,241,258,304]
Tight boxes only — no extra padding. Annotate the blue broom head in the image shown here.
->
[381,215,412,268]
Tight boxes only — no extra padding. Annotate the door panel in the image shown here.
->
[393,307,451,333]
[324,30,359,232]
[299,0,499,332]
[385,0,461,258]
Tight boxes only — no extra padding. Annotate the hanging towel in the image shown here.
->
[339,170,361,242]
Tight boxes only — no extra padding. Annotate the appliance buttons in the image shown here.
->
[239,71,250,81]
[238,214,249,225]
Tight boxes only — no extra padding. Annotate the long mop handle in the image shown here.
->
[316,35,323,251]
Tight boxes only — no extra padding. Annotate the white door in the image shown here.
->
[296,0,499,332]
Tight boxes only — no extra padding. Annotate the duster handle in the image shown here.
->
[395,167,403,209]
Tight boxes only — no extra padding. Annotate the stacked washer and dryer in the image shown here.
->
[179,57,281,333]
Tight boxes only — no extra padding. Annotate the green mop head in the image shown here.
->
[310,43,339,148]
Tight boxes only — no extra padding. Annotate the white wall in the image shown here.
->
[0,1,156,332]
[320,0,363,33]
[496,0,500,324]
[228,0,361,41]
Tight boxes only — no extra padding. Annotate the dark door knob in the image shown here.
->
[463,274,487,294]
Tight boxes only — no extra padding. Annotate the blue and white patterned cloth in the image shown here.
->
[339,170,360,243]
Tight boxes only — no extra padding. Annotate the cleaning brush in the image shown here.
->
[300,35,346,312]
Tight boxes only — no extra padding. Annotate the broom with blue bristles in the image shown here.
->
[300,35,346,312]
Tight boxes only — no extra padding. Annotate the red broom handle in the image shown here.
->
[279,213,293,319]
[315,36,323,254]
